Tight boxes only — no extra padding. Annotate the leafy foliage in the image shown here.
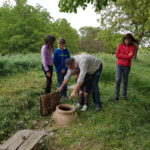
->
[100,0,150,57]
[0,1,79,54]
[52,19,80,53]
[58,0,117,13]
[97,29,122,54]
[79,26,122,53]
[79,26,104,53]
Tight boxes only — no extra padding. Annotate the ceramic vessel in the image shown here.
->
[53,104,76,125]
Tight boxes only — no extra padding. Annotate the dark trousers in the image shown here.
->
[42,65,53,94]
[115,64,130,97]
[56,72,67,97]
[78,92,88,106]
[92,63,103,107]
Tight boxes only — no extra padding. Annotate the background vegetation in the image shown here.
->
[0,0,79,54]
[0,0,150,149]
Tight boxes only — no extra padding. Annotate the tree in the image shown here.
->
[58,0,117,13]
[97,29,122,54]
[0,1,80,54]
[100,0,150,58]
[0,1,54,53]
[79,26,104,53]
[52,18,79,53]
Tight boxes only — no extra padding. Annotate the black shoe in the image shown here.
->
[113,96,119,101]
[95,106,102,112]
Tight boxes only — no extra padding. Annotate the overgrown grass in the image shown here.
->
[0,53,41,76]
[0,52,150,150]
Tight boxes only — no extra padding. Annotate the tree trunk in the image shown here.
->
[134,45,139,60]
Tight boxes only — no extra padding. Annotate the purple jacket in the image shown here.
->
[41,45,53,72]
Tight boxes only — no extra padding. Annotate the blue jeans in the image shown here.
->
[57,72,67,97]
[115,64,130,97]
[42,65,53,94]
[92,63,103,107]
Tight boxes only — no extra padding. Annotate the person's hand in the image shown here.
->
[61,69,66,74]
[46,72,51,78]
[57,87,63,93]
[128,52,132,56]
[69,91,77,100]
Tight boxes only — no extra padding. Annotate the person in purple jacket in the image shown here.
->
[53,38,70,98]
[41,35,56,94]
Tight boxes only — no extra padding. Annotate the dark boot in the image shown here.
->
[113,94,119,101]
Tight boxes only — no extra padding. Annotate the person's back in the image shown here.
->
[73,54,101,76]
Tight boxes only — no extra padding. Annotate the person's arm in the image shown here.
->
[115,44,136,60]
[69,82,83,99]
[57,79,69,92]
[119,47,136,60]
[69,60,87,99]
[41,47,49,72]
[115,45,122,59]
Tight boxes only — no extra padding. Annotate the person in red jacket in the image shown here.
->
[114,33,137,100]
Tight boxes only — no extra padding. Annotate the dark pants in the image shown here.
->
[78,74,92,106]
[92,63,103,107]
[42,65,53,94]
[115,64,130,97]
[56,72,67,97]
[78,92,88,106]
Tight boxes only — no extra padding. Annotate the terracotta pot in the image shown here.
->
[53,104,77,125]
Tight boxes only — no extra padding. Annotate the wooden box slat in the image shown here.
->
[0,130,33,150]
[40,91,60,116]
[0,130,45,150]
[18,131,45,150]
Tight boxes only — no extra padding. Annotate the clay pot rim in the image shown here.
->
[56,104,76,114]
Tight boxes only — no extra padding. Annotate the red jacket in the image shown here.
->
[115,43,136,66]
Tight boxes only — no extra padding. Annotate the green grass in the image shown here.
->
[0,52,150,150]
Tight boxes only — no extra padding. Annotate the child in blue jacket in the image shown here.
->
[53,38,70,98]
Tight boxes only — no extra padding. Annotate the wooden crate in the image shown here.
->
[0,130,45,150]
[40,91,60,116]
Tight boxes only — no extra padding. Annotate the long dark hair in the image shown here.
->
[44,35,56,50]
[122,33,138,45]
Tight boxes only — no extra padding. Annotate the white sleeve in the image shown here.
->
[77,59,87,83]
[64,69,73,80]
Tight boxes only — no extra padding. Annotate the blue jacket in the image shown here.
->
[53,48,70,73]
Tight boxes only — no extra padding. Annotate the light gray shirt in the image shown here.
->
[64,54,102,83]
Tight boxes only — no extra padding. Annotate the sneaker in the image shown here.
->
[95,106,102,112]
[81,105,88,111]
[113,96,119,101]
[76,103,81,109]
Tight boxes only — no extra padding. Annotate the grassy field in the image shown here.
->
[0,52,150,150]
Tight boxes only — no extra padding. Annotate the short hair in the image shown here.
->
[65,58,75,66]
[72,67,80,75]
[58,38,66,44]
[122,33,137,44]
